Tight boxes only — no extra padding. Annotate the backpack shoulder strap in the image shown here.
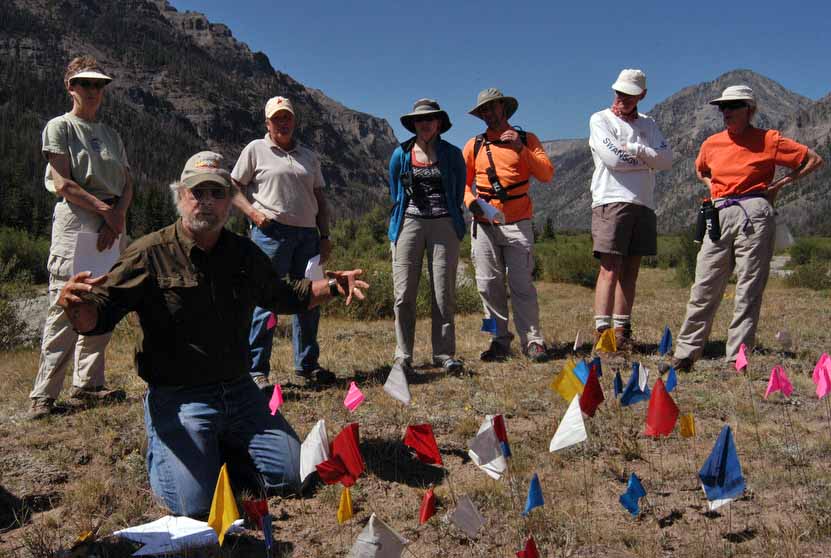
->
[472,133,486,164]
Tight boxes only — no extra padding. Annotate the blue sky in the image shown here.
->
[171,0,830,147]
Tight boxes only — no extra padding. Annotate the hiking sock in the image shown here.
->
[594,315,612,331]
[612,314,631,335]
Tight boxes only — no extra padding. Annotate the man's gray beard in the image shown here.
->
[184,214,223,234]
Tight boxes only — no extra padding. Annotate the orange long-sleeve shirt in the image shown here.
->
[463,129,554,224]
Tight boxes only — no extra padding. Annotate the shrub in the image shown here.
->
[0,227,50,284]
[786,261,831,290]
[534,241,597,288]
[789,238,831,266]
[672,230,699,287]
[0,299,27,350]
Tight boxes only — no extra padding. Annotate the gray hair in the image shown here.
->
[169,182,186,216]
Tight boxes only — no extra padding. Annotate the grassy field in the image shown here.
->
[1,268,830,557]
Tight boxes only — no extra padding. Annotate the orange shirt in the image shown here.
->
[463,129,554,223]
[695,127,808,199]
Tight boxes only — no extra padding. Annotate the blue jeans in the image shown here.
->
[144,376,301,517]
[249,222,321,377]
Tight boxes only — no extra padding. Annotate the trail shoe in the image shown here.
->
[69,386,126,402]
[297,367,337,386]
[434,357,464,374]
[480,340,511,362]
[252,375,272,392]
[614,326,633,352]
[28,398,55,420]
[525,342,548,363]
[672,357,693,373]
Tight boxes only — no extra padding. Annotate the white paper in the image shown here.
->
[305,254,324,281]
[475,198,505,225]
[349,513,409,558]
[573,330,581,353]
[639,365,649,392]
[468,426,501,465]
[468,416,506,480]
[549,395,587,452]
[114,515,243,556]
[702,485,735,511]
[449,495,485,539]
[72,231,121,277]
[300,419,330,483]
[383,365,411,405]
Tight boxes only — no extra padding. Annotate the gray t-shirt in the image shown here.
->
[231,135,324,228]
[42,113,130,200]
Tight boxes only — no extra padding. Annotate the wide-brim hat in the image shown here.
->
[400,98,452,134]
[180,151,232,189]
[611,69,646,96]
[469,88,518,119]
[68,69,113,83]
[709,85,756,106]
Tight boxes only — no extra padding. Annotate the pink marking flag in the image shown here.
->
[268,384,284,415]
[266,313,277,331]
[813,353,830,385]
[764,366,793,399]
[344,382,365,412]
[735,343,748,373]
[817,365,831,400]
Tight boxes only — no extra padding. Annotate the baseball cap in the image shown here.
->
[180,151,232,189]
[265,96,295,118]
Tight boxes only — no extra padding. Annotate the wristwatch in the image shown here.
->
[328,278,340,297]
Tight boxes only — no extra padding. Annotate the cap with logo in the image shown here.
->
[180,151,232,189]
[265,96,295,119]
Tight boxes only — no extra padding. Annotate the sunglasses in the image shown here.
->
[190,187,228,200]
[413,115,438,123]
[718,101,748,111]
[71,79,108,90]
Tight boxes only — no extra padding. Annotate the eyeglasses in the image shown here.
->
[718,101,748,111]
[190,187,228,200]
[71,79,108,90]
[613,90,638,99]
[413,115,438,123]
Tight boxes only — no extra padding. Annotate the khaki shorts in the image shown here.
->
[591,202,657,257]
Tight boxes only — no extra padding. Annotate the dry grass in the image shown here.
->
[1,269,830,556]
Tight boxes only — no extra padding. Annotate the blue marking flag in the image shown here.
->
[665,366,678,393]
[262,514,273,553]
[481,318,497,334]
[659,325,673,356]
[620,362,651,407]
[573,360,590,385]
[619,473,646,517]
[699,425,745,511]
[613,370,623,398]
[590,356,603,378]
[523,473,544,516]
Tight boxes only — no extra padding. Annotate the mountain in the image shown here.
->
[530,70,830,234]
[0,0,398,238]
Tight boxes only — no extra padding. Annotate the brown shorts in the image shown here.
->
[591,202,657,257]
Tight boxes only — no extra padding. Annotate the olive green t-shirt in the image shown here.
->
[42,113,130,199]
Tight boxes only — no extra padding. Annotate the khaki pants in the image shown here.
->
[391,217,460,362]
[675,197,775,362]
[471,219,544,349]
[30,201,114,400]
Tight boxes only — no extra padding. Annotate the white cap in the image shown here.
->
[611,69,647,96]
[265,96,295,118]
[69,69,113,83]
[709,85,756,106]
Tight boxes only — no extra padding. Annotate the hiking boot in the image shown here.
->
[252,375,272,392]
[69,386,126,402]
[672,357,693,373]
[28,398,54,420]
[525,342,548,363]
[614,327,632,352]
[480,340,511,362]
[434,357,464,374]
[297,367,336,386]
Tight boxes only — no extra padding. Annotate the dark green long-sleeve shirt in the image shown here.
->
[85,220,312,386]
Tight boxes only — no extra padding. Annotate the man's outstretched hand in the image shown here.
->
[326,269,369,305]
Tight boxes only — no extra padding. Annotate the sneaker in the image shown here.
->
[525,342,548,363]
[69,386,126,402]
[297,367,337,386]
[252,375,272,392]
[672,357,693,373]
[614,327,632,352]
[434,357,464,373]
[480,340,511,362]
[28,398,54,420]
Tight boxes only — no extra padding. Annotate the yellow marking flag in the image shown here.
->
[595,328,617,353]
[337,486,353,524]
[550,359,585,402]
[680,413,696,438]
[207,464,240,546]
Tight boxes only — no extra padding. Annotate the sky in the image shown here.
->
[170,0,831,147]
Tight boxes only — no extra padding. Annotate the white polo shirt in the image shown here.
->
[231,134,324,228]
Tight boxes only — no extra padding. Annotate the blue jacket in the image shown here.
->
[388,137,467,243]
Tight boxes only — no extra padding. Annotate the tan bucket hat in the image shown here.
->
[469,88,518,119]
[709,85,756,107]
[611,69,647,96]
[180,151,232,189]
[400,98,452,134]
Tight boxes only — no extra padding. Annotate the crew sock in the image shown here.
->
[594,315,612,331]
